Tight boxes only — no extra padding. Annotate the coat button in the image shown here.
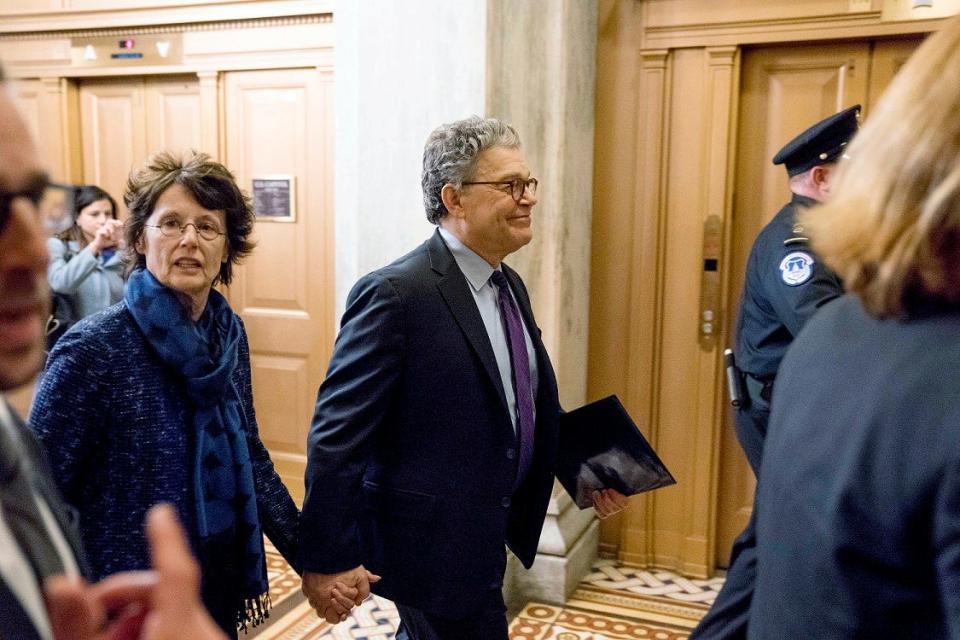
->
[506,448,516,460]
[501,496,511,508]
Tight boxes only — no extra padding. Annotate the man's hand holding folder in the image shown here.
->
[557,395,677,509]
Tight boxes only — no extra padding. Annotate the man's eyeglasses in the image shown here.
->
[145,219,225,242]
[461,177,538,203]
[0,176,78,237]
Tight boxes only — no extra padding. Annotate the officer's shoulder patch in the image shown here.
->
[779,251,815,286]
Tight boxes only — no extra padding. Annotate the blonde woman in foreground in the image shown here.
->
[750,15,960,639]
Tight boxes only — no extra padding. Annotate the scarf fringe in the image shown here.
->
[237,592,272,634]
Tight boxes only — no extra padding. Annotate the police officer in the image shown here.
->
[690,105,860,640]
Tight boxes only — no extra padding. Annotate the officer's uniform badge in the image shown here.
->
[779,252,814,286]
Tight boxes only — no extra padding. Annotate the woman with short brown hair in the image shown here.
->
[32,151,305,637]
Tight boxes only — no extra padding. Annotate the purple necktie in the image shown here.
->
[490,270,535,487]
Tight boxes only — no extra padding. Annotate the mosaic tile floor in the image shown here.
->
[253,543,719,640]
[510,603,690,640]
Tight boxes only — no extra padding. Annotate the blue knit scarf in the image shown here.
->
[125,268,269,630]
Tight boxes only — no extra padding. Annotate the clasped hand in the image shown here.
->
[302,566,381,624]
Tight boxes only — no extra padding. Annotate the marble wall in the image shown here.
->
[335,0,598,412]
[334,0,487,318]
[487,0,598,409]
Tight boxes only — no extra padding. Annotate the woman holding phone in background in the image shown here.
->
[47,184,125,342]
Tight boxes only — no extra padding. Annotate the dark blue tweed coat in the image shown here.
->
[29,300,300,581]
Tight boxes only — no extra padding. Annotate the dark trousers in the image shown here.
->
[689,398,769,640]
[394,587,509,640]
[689,510,757,640]
[733,379,771,477]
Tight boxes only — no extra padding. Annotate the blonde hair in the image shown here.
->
[802,16,960,319]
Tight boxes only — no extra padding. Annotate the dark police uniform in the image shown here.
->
[732,193,843,474]
[690,105,860,640]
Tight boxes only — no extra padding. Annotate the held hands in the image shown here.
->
[302,566,381,624]
[44,504,227,640]
[592,488,629,519]
[89,219,124,255]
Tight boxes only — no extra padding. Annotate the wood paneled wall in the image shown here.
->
[590,0,947,577]
[0,2,334,502]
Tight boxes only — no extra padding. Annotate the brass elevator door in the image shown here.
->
[716,36,925,567]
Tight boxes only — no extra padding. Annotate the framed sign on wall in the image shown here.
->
[251,175,297,222]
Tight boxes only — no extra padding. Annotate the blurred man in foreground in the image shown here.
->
[0,65,225,640]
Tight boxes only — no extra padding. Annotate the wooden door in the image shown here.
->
[716,42,871,565]
[79,78,147,216]
[76,70,333,503]
[144,77,203,159]
[11,79,43,154]
[80,76,200,217]
[868,37,927,108]
[223,68,334,504]
[716,36,925,566]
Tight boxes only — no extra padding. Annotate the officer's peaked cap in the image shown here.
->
[772,105,861,177]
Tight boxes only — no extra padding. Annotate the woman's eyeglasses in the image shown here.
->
[145,219,225,241]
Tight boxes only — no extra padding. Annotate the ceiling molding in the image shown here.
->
[0,0,331,35]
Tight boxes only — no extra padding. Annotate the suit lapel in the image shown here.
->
[429,231,511,417]
[5,405,89,578]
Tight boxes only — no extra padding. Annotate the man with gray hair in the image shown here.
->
[299,115,625,638]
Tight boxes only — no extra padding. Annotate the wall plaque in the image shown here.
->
[252,175,297,222]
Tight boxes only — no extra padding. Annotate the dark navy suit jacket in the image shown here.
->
[0,403,88,639]
[751,295,960,638]
[300,230,561,618]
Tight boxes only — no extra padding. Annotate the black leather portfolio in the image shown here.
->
[557,395,676,509]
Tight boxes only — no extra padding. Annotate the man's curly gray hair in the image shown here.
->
[421,116,521,224]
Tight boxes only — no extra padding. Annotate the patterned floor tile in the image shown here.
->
[511,604,563,639]
[254,595,400,640]
[582,560,723,607]
[511,605,691,640]
[253,543,711,639]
